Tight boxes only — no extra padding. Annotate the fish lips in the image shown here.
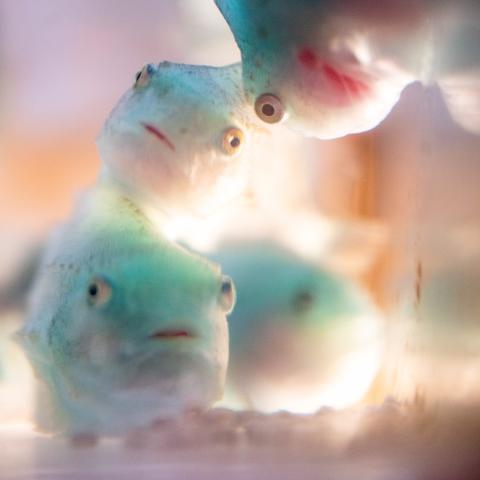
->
[141,122,176,152]
[149,328,196,341]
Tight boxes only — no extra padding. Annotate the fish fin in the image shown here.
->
[438,70,480,135]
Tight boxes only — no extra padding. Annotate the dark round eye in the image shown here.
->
[87,277,112,307]
[292,290,314,313]
[134,64,156,88]
[219,275,236,314]
[254,93,285,124]
[221,127,245,156]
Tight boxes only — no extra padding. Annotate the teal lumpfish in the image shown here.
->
[17,184,235,437]
[213,243,382,413]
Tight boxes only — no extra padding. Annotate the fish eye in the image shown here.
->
[134,64,155,88]
[254,93,285,124]
[219,275,236,314]
[221,127,245,156]
[292,290,314,313]
[87,277,112,307]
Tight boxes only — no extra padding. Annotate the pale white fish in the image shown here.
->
[215,0,480,138]
[97,61,262,218]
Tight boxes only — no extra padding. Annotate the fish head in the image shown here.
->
[216,0,412,139]
[97,62,258,215]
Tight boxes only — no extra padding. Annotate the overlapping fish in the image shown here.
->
[216,0,480,138]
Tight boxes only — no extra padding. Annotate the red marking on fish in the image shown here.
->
[297,48,370,100]
[150,330,191,340]
[298,48,317,69]
[322,64,370,95]
[141,122,176,151]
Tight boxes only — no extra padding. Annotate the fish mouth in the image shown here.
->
[149,329,194,340]
[141,122,176,151]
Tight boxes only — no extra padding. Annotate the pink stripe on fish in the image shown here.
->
[297,48,370,100]
[141,122,176,151]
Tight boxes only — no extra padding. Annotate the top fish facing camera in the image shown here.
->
[216,0,480,138]
[97,62,260,218]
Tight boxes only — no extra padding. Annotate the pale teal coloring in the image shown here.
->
[97,62,260,216]
[211,242,383,413]
[18,185,233,437]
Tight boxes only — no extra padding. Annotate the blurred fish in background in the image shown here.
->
[211,242,383,413]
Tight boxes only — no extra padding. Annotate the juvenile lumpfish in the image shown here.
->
[213,243,383,413]
[17,184,235,437]
[216,0,480,138]
[97,62,260,217]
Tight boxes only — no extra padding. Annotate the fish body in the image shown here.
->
[97,62,260,217]
[212,243,383,413]
[17,183,234,436]
[215,0,480,138]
